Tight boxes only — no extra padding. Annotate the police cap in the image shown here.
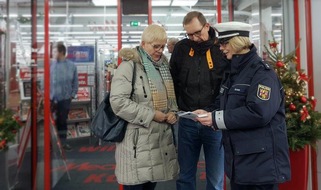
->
[215,21,252,43]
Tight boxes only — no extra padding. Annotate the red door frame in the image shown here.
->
[31,0,38,189]
[44,0,51,189]
[304,0,317,189]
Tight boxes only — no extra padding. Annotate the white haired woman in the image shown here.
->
[110,24,179,190]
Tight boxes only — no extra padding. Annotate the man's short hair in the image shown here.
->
[53,41,66,55]
[183,11,207,26]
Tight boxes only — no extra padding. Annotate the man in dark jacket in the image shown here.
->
[195,21,291,190]
[170,11,227,190]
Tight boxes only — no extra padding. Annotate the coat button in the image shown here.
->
[165,153,168,155]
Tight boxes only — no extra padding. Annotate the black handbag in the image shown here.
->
[91,63,136,142]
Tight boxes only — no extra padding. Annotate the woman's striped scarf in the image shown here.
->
[138,47,177,113]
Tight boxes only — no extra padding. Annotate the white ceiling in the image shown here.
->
[0,0,282,60]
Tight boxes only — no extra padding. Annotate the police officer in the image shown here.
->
[195,22,291,190]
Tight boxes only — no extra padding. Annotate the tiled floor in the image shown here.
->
[12,137,209,190]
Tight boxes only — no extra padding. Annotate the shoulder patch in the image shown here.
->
[257,84,271,100]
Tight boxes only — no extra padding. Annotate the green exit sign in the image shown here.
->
[130,21,140,27]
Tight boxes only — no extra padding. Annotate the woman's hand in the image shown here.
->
[166,112,177,124]
[194,110,213,127]
[153,110,167,122]
[193,109,207,115]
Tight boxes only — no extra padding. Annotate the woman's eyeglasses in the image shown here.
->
[186,25,205,38]
[150,43,166,51]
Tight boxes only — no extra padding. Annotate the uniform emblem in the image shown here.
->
[257,84,271,100]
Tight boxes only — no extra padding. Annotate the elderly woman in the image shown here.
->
[195,21,291,190]
[110,24,179,190]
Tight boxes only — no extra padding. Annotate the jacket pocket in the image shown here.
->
[234,140,266,155]
[233,138,275,184]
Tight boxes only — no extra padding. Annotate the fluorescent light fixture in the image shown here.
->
[166,24,182,26]
[92,0,117,6]
[271,13,282,17]
[71,42,82,46]
[101,36,120,39]
[203,13,215,16]
[49,14,68,17]
[172,0,197,6]
[166,31,185,34]
[15,14,68,18]
[122,35,141,39]
[63,32,94,35]
[74,36,101,39]
[152,0,171,6]
[7,14,18,18]
[62,31,117,34]
[18,24,84,28]
[87,24,117,27]
[128,31,143,34]
[171,13,188,16]
[73,14,117,17]
[152,13,167,16]
[50,24,84,28]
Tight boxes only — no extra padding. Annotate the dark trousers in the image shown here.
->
[123,182,157,190]
[230,181,278,190]
[51,99,72,143]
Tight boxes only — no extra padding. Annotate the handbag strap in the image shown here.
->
[129,62,136,99]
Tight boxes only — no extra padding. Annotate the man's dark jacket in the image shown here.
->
[170,27,227,111]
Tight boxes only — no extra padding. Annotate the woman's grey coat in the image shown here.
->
[110,48,179,185]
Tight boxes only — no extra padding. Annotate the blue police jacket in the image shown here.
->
[211,45,291,184]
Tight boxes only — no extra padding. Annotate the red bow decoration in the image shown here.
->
[0,140,6,150]
[300,106,311,122]
[310,96,317,109]
[269,41,278,49]
[298,72,308,82]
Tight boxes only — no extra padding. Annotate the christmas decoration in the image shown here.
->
[0,109,21,151]
[265,37,321,151]
[300,96,307,103]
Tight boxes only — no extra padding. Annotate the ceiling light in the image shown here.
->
[152,0,171,6]
[92,0,117,6]
[271,13,282,17]
[73,14,117,17]
[172,0,197,6]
